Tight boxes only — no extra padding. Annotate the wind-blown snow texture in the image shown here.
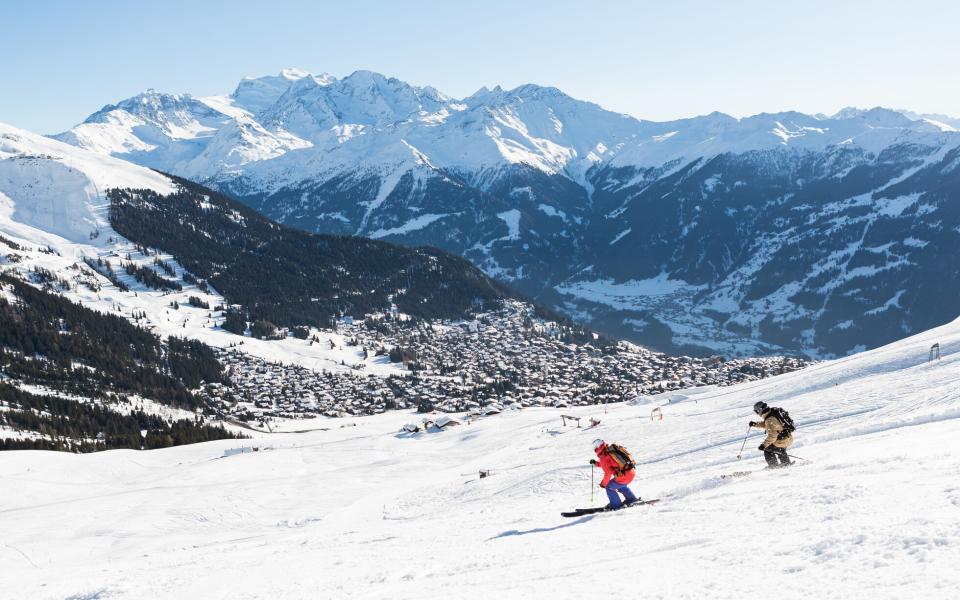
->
[3,305,960,598]
[56,71,960,358]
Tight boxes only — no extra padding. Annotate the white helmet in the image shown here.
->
[592,438,605,450]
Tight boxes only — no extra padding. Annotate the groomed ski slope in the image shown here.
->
[3,317,960,599]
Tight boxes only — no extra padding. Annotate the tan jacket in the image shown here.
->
[751,410,793,449]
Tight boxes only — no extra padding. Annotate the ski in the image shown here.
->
[560,508,601,517]
[721,462,804,479]
[561,499,659,518]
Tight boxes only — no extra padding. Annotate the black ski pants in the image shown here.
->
[763,445,791,468]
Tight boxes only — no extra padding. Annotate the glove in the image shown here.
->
[599,482,607,488]
[589,459,598,466]
[749,421,758,427]
[758,443,767,451]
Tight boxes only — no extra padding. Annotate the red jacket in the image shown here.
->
[595,443,635,486]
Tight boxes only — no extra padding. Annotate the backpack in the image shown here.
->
[768,407,796,433]
[605,443,636,474]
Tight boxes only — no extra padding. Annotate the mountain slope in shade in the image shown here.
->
[55,70,960,358]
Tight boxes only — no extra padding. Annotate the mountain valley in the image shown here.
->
[54,70,960,357]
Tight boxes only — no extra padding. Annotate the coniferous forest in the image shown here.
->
[0,274,242,451]
[0,384,240,451]
[108,176,518,330]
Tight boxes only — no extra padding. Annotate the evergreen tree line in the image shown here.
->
[123,261,182,291]
[182,271,210,292]
[0,274,224,409]
[0,233,24,251]
[0,384,242,452]
[82,256,129,292]
[107,176,519,330]
[153,256,176,277]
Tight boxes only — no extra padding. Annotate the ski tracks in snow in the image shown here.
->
[5,317,960,597]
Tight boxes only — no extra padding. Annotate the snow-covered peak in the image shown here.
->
[831,106,915,127]
[231,69,334,115]
[90,90,197,121]
[0,121,175,245]
[422,82,642,176]
[920,118,960,133]
[256,69,454,143]
[336,70,450,114]
[340,69,393,90]
[53,89,235,160]
[464,85,500,102]
[279,67,313,80]
[1,122,173,189]
[831,106,869,120]
[54,71,960,192]
[607,106,958,168]
[854,107,915,127]
[464,83,605,115]
[895,109,960,132]
[103,90,223,133]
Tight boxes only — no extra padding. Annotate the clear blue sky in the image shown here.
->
[3,0,959,133]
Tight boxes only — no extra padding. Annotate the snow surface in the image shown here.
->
[537,203,568,221]
[496,209,521,240]
[368,213,449,238]
[609,227,631,245]
[0,122,174,244]
[3,312,960,598]
[556,273,707,306]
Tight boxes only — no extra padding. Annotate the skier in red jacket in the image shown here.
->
[590,439,639,509]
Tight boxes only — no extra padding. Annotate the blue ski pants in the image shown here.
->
[605,480,637,508]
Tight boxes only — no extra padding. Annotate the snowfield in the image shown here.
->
[3,313,960,598]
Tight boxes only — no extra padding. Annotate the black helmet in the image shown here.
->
[753,401,768,415]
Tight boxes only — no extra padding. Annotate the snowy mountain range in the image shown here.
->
[2,121,806,450]
[55,69,960,358]
[4,73,960,599]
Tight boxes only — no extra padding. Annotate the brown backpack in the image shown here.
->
[605,443,636,475]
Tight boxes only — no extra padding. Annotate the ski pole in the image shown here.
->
[784,452,810,462]
[591,464,595,504]
[736,425,751,460]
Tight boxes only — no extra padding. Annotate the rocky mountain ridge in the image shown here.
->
[54,70,960,357]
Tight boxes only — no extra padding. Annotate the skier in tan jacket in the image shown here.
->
[749,401,794,468]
